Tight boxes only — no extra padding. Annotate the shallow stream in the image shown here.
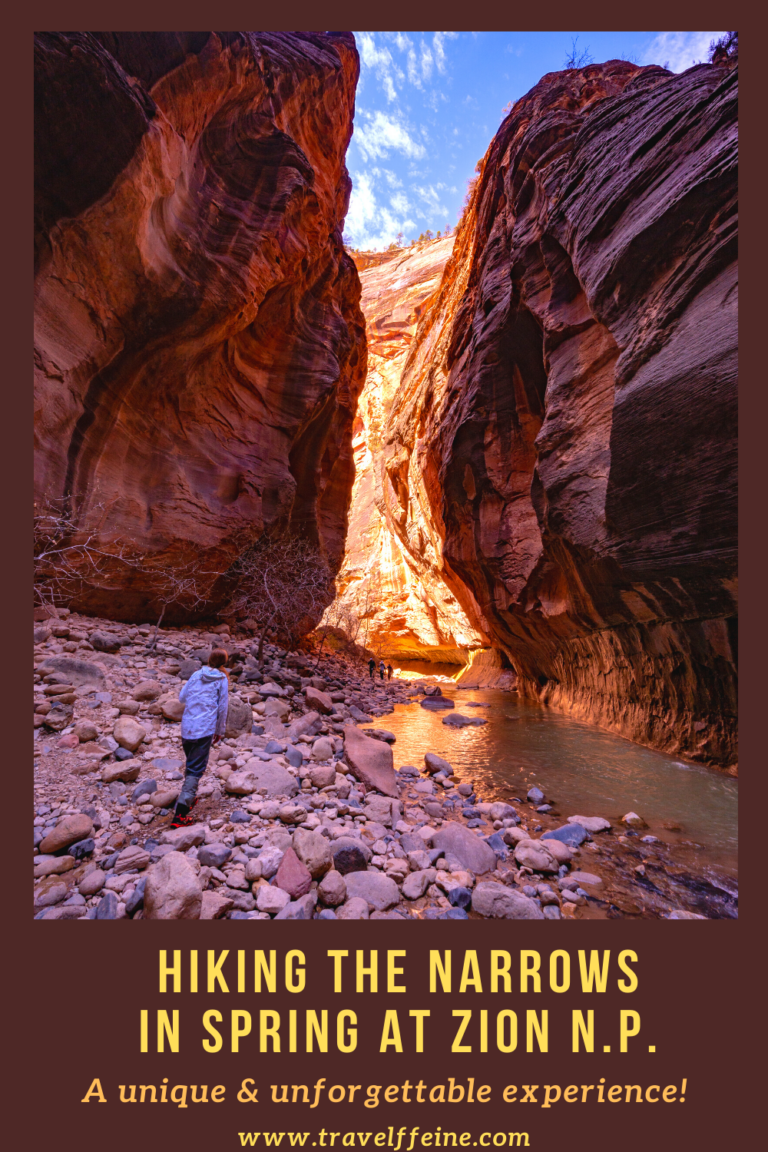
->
[370,661,738,883]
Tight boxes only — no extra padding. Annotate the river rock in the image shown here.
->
[39,813,93,854]
[317,870,347,906]
[424,752,454,775]
[101,758,142,784]
[362,795,401,827]
[256,845,284,879]
[343,724,398,797]
[201,891,235,919]
[79,869,106,896]
[541,838,574,864]
[421,697,454,710]
[161,696,186,721]
[150,789,180,808]
[402,869,434,900]
[569,871,603,887]
[34,855,77,878]
[305,686,334,714]
[131,679,162,701]
[308,763,336,788]
[144,852,202,919]
[225,698,253,738]
[256,885,291,915]
[274,892,317,920]
[542,823,590,847]
[40,656,107,689]
[114,845,150,873]
[113,715,147,752]
[264,697,290,719]
[241,761,299,798]
[311,736,335,760]
[344,871,401,910]
[622,811,649,828]
[331,837,372,875]
[336,897,370,920]
[292,828,333,878]
[514,839,559,873]
[160,824,206,850]
[568,815,611,833]
[287,710,321,740]
[442,713,486,727]
[73,719,99,742]
[275,846,313,898]
[179,659,201,680]
[198,843,232,868]
[431,823,496,874]
[472,882,545,920]
[666,910,707,919]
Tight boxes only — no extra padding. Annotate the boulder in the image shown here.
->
[131,680,163,701]
[223,770,260,795]
[311,736,335,760]
[424,752,453,776]
[308,763,336,788]
[514,839,559,873]
[472,882,545,920]
[336,896,370,920]
[420,697,454,710]
[225,698,254,738]
[343,724,398,798]
[161,696,186,722]
[274,846,313,898]
[568,815,612,833]
[90,631,121,652]
[331,837,372,875]
[34,855,77,878]
[362,795,402,827]
[243,761,299,799]
[362,729,396,743]
[201,891,235,919]
[72,720,98,742]
[264,697,291,719]
[542,824,590,848]
[541,838,573,864]
[442,713,486,727]
[317,870,347,906]
[198,843,232,869]
[430,823,497,875]
[114,845,151,873]
[160,824,206,851]
[344,871,401,911]
[39,813,93,854]
[306,686,334,714]
[101,758,142,784]
[287,710,321,740]
[292,828,333,878]
[113,715,147,753]
[622,811,649,828]
[144,852,202,919]
[569,871,603,887]
[39,657,107,690]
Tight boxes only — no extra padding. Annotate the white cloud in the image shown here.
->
[344,170,416,249]
[642,31,725,72]
[353,110,427,162]
[356,31,404,102]
[433,31,457,73]
[390,191,411,214]
[414,183,449,216]
[421,42,434,82]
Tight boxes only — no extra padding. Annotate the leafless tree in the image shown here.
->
[220,536,332,666]
[144,560,220,650]
[564,36,593,69]
[33,498,144,609]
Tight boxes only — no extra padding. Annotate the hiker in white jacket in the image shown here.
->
[171,648,229,826]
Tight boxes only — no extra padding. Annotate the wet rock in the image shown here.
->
[421,697,454,710]
[622,811,649,828]
[362,729,396,743]
[424,752,453,775]
[541,838,573,864]
[442,713,486,727]
[666,910,707,919]
[527,787,545,804]
[568,815,611,833]
[144,852,202,919]
[431,823,497,875]
[542,823,590,847]
[39,813,93,854]
[569,871,603,887]
[472,882,545,920]
[514,839,559,873]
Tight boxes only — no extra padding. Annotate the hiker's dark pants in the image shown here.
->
[369,667,374,678]
[178,735,214,807]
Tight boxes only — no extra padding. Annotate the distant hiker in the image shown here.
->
[379,660,386,680]
[171,648,229,827]
[368,657,376,679]
[387,663,394,681]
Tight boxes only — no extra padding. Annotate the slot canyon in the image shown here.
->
[33,31,738,926]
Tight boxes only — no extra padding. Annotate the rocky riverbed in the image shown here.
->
[33,612,734,920]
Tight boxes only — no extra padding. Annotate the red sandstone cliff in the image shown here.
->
[328,237,488,662]
[381,60,738,768]
[34,32,366,618]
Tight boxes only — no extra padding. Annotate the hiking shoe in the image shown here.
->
[170,812,195,828]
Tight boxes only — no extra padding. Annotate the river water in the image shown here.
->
[369,662,738,881]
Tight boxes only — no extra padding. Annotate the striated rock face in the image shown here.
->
[381,61,738,768]
[329,238,487,662]
[34,31,366,618]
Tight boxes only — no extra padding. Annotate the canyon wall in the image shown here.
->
[34,31,366,619]
[381,60,738,768]
[329,238,488,662]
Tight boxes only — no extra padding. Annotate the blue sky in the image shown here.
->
[343,30,726,250]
